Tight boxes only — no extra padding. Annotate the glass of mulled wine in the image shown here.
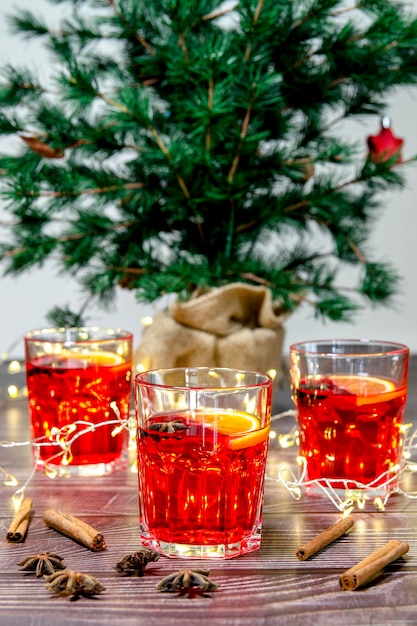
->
[25,327,133,476]
[134,367,273,559]
[290,339,409,496]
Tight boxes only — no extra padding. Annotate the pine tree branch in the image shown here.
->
[282,155,410,219]
[244,0,264,62]
[331,3,363,18]
[16,182,145,199]
[2,220,136,258]
[202,3,238,23]
[98,92,130,115]
[206,76,214,152]
[283,199,310,214]
[93,91,191,199]
[228,0,264,182]
[177,32,188,60]
[288,3,417,103]
[346,237,367,264]
[239,272,271,287]
[146,125,191,199]
[108,266,147,275]
[78,293,96,318]
[227,89,255,183]
[291,1,365,31]
[106,0,155,55]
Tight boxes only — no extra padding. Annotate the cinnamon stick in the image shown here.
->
[296,517,354,560]
[43,509,107,551]
[6,497,33,542]
[339,539,409,590]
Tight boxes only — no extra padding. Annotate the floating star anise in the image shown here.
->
[157,568,218,593]
[148,421,188,433]
[114,549,160,576]
[17,551,66,577]
[44,569,105,600]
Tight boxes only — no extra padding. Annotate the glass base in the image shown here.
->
[35,454,128,477]
[139,529,262,559]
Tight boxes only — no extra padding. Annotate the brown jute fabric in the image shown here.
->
[135,283,288,375]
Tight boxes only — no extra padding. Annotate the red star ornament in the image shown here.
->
[367,117,403,164]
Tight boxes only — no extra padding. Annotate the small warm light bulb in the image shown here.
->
[279,433,296,448]
[43,342,54,355]
[62,450,73,466]
[291,487,302,500]
[45,467,58,479]
[400,422,413,434]
[141,316,154,327]
[12,492,24,511]
[136,363,146,373]
[7,360,22,374]
[342,506,354,517]
[339,498,354,511]
[356,496,367,510]
[4,473,19,487]
[128,422,137,450]
[7,385,19,399]
[64,424,77,437]
[374,497,385,511]
[267,369,277,380]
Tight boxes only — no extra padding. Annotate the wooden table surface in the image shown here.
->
[1,358,417,626]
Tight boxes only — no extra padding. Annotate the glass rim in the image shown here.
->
[290,338,409,357]
[134,366,273,391]
[24,326,133,343]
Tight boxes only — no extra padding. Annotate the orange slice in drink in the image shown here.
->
[194,410,270,450]
[230,424,270,450]
[329,374,399,405]
[59,350,124,366]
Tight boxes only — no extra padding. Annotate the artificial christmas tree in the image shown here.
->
[0,0,417,373]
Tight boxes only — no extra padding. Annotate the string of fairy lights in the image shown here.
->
[268,412,417,513]
[2,338,417,514]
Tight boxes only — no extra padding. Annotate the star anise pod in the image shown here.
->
[17,551,66,577]
[148,420,189,433]
[157,568,218,593]
[114,549,160,576]
[44,569,105,600]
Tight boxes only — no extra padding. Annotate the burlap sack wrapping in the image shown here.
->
[135,283,288,375]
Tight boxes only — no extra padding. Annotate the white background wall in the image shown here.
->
[0,0,416,358]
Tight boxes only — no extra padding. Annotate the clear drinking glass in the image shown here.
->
[25,327,133,476]
[290,339,409,495]
[134,367,273,559]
